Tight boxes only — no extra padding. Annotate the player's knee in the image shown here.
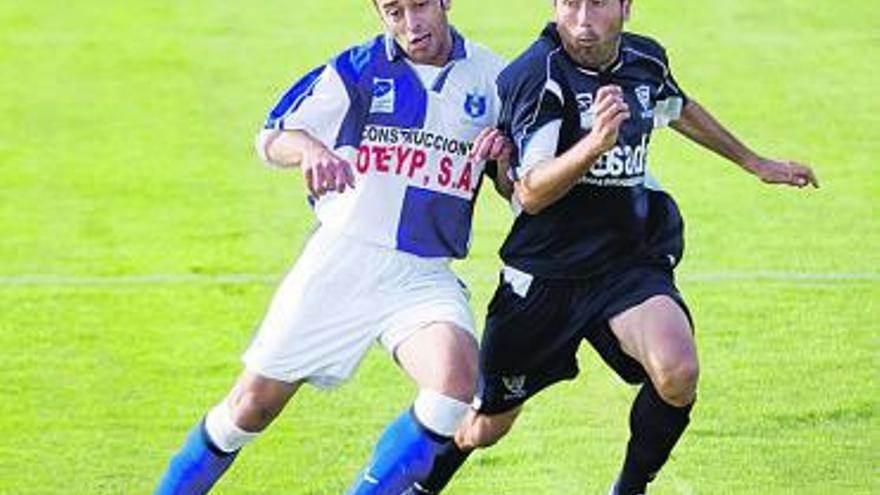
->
[470,420,511,448]
[458,413,517,450]
[230,390,286,432]
[653,358,699,407]
[433,351,479,401]
[444,365,479,401]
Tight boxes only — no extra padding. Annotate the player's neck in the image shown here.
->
[432,28,455,67]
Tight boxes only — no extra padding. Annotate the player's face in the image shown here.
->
[554,0,631,69]
[375,0,453,66]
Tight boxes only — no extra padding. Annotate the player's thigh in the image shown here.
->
[608,295,696,380]
[395,322,478,401]
[244,229,387,388]
[380,262,478,400]
[477,270,580,414]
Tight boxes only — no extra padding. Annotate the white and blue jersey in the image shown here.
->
[497,23,687,278]
[264,29,505,259]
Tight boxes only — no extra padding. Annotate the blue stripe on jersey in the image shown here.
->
[264,66,325,130]
[431,64,456,93]
[397,187,473,258]
[333,36,428,148]
[333,38,382,147]
[372,65,427,129]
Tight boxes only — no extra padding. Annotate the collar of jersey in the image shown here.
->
[383,27,468,64]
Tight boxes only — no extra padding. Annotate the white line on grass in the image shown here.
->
[0,273,279,287]
[0,271,877,287]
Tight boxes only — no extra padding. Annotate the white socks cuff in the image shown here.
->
[204,403,260,453]
[412,390,470,438]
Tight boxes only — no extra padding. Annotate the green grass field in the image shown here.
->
[1,1,877,493]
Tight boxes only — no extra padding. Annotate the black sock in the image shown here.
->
[415,440,472,494]
[616,382,693,495]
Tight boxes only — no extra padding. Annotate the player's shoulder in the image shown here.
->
[498,30,561,97]
[621,32,671,66]
[329,34,387,84]
[462,38,507,77]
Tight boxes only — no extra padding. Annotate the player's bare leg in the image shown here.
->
[396,322,479,403]
[455,406,522,450]
[395,386,523,494]
[223,370,301,430]
[154,371,300,494]
[608,295,699,494]
[344,322,479,495]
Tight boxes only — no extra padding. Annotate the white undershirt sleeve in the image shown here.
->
[519,119,562,179]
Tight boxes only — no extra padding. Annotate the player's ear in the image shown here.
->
[441,0,452,11]
[622,0,632,21]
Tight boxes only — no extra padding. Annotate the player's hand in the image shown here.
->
[746,158,819,189]
[300,143,356,197]
[586,85,630,154]
[470,127,513,163]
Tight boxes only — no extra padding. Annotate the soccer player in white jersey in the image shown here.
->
[153,1,511,493]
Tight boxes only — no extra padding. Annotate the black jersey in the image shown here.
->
[497,23,688,279]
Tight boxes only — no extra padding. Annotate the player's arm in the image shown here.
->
[490,160,515,200]
[256,63,355,197]
[671,99,819,188]
[256,129,354,196]
[471,127,515,199]
[516,85,629,214]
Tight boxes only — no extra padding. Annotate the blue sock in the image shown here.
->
[344,409,450,495]
[154,420,239,495]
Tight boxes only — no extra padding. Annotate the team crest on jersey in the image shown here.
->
[463,90,487,119]
[502,375,527,399]
[635,85,654,120]
[576,93,594,130]
[370,78,395,114]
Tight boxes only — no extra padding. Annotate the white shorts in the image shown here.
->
[242,228,476,389]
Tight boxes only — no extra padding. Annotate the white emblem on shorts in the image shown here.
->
[502,375,527,399]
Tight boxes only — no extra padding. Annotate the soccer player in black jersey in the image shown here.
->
[408,1,819,494]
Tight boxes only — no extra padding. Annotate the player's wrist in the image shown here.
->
[280,131,327,169]
[577,133,606,168]
[740,154,765,175]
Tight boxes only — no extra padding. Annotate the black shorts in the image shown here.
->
[474,263,692,415]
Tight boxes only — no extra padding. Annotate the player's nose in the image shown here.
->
[575,3,593,27]
[404,10,423,33]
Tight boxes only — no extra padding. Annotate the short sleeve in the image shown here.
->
[499,69,565,180]
[653,50,687,129]
[262,65,351,147]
